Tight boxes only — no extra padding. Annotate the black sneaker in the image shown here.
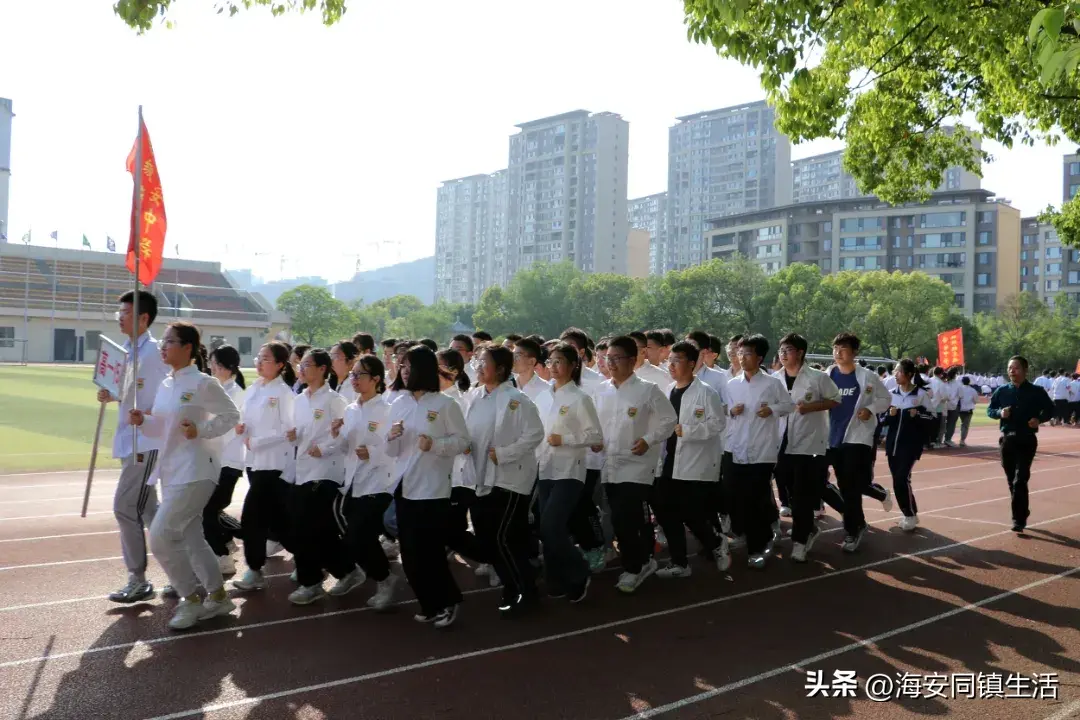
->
[1012,522,1026,533]
[499,593,537,616]
[568,576,591,604]
[108,579,154,604]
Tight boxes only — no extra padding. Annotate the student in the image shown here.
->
[450,334,477,383]
[380,338,397,368]
[1052,368,1072,426]
[330,341,360,402]
[957,376,979,446]
[629,330,671,388]
[1070,373,1080,426]
[465,346,545,613]
[203,345,246,575]
[289,345,311,394]
[503,333,523,351]
[128,321,240,630]
[942,367,962,447]
[386,345,471,628]
[987,356,1055,533]
[826,333,892,552]
[329,355,399,610]
[595,335,677,592]
[352,332,377,357]
[724,334,794,569]
[233,343,298,592]
[98,290,171,604]
[883,359,934,532]
[512,337,551,403]
[719,334,744,541]
[774,333,839,563]
[652,341,730,578]
[536,342,603,602]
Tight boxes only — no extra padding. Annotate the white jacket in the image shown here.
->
[656,378,726,482]
[465,382,545,496]
[636,361,672,391]
[781,364,841,457]
[725,370,795,465]
[112,331,170,460]
[386,391,470,500]
[537,382,603,483]
[219,379,247,471]
[239,376,296,472]
[140,366,240,487]
[327,394,395,497]
[291,384,349,485]
[596,374,678,485]
[825,364,893,447]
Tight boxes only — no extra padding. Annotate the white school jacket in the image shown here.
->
[291,384,349,485]
[219,379,247,471]
[725,370,795,466]
[537,382,604,483]
[386,391,470,500]
[327,394,395,497]
[239,376,296,472]
[112,331,170,460]
[959,385,979,412]
[465,382,545,496]
[595,374,677,485]
[824,364,893,447]
[636,361,672,391]
[139,365,240,487]
[781,365,841,457]
[655,378,726,482]
[444,386,476,488]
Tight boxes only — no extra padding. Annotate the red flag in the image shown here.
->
[125,118,166,286]
[937,328,964,368]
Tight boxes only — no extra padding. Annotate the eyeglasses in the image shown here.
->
[545,358,567,367]
[778,347,797,356]
[349,371,371,380]
[157,338,182,350]
[605,355,632,365]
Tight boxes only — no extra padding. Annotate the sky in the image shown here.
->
[0,0,1071,284]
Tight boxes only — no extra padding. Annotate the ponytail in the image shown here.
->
[436,349,471,393]
[210,344,246,389]
[265,341,297,388]
[195,345,209,374]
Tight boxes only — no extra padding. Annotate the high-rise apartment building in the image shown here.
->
[663,100,792,273]
[1020,217,1080,305]
[433,171,507,304]
[1064,153,1080,202]
[628,192,667,276]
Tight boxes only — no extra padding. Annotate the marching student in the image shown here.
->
[957,376,980,446]
[380,338,397,368]
[128,321,240,630]
[328,355,399,610]
[97,290,171,604]
[512,337,551,403]
[464,346,546,613]
[652,341,730,578]
[1052,368,1071,426]
[351,332,377,357]
[1070,373,1080,426]
[987,356,1055,533]
[385,345,471,628]
[560,328,604,393]
[289,345,311,394]
[826,333,892,553]
[720,334,744,540]
[629,331,671,388]
[942,367,962,446]
[450,334,477,383]
[595,338,611,379]
[330,341,360,402]
[774,334,839,563]
[536,342,603,603]
[595,335,677,592]
[883,359,934,532]
[203,345,246,574]
[724,334,794,569]
[233,343,297,593]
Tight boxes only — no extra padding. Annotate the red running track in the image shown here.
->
[1,424,1079,720]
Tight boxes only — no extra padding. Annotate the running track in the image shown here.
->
[1,425,1079,719]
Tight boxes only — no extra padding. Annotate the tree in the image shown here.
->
[682,1,1080,245]
[471,262,583,340]
[114,0,346,32]
[276,284,353,346]
[567,274,641,338]
[855,271,956,359]
[369,294,425,320]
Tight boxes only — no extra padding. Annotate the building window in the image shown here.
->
[978,231,991,245]
[238,337,253,355]
[0,327,13,348]
[920,211,966,228]
[1047,263,1062,275]
[1047,246,1062,259]
[824,238,832,251]
[978,211,993,223]
[1072,184,1080,199]
[954,293,965,308]
[976,273,991,286]
[977,252,992,265]
[85,331,102,352]
[1047,279,1061,292]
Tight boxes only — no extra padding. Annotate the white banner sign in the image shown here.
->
[92,335,127,399]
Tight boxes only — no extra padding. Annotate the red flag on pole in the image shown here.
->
[937,328,965,368]
[125,118,166,286]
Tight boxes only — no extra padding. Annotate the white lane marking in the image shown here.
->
[920,515,1013,528]
[0,530,120,544]
[0,496,111,506]
[0,482,118,491]
[0,471,120,479]
[0,556,123,572]
[0,511,112,522]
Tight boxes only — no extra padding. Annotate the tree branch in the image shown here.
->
[1042,92,1080,100]
[853,16,931,89]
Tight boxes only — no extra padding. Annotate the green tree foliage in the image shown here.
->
[683,0,1080,245]
[275,285,354,346]
[114,0,346,32]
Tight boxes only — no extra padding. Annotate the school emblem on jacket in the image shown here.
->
[559,405,569,416]
[367,421,379,433]
[427,410,438,422]
[314,409,324,420]
[627,407,638,418]
[804,391,813,402]
[179,392,193,403]
[136,378,145,390]
[508,400,520,411]
[693,407,705,419]
[268,397,278,408]
[864,385,873,394]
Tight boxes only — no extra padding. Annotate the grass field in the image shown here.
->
[0,365,1001,473]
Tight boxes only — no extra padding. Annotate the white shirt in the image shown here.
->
[883,375,898,392]
[1052,375,1072,401]
[292,384,349,485]
[219,379,247,470]
[781,365,841,457]
[959,384,979,412]
[636,361,671,391]
[1070,379,1080,403]
[595,374,677,485]
[329,394,395,497]
[139,365,240,487]
[725,370,794,465]
[386,391,470,500]
[240,376,296,472]
[465,382,545,496]
[1035,375,1052,393]
[537,382,603,483]
[444,386,475,488]
[657,378,726,482]
[337,382,358,405]
[112,331,171,460]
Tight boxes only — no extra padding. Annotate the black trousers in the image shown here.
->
[1000,433,1038,526]
[604,482,654,574]
[825,449,887,505]
[828,444,875,536]
[651,477,720,567]
[203,466,242,556]
[447,485,489,564]
[290,481,356,587]
[730,462,776,555]
[341,492,393,582]
[473,486,536,603]
[396,487,463,617]
[721,452,742,536]
[781,453,825,545]
[569,469,605,551]
[537,479,590,595]
[888,447,921,517]
[241,469,292,572]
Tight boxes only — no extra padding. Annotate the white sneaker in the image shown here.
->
[898,515,919,532]
[881,488,894,513]
[779,505,792,518]
[288,584,326,606]
[289,569,299,583]
[226,540,239,554]
[714,535,731,571]
[168,599,204,630]
[367,575,399,610]
[656,563,692,578]
[842,526,867,553]
[728,535,746,550]
[200,594,237,621]
[434,604,459,629]
[720,515,732,535]
[791,543,808,563]
[232,569,266,592]
[616,557,658,594]
[218,555,236,575]
[747,553,767,570]
[381,537,400,559]
[771,521,782,544]
[266,540,285,557]
[328,568,366,597]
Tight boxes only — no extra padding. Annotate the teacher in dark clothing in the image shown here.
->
[986,355,1055,533]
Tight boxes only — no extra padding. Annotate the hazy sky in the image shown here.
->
[1,0,1071,283]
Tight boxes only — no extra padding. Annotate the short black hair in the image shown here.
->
[451,334,474,352]
[472,331,493,343]
[559,327,590,352]
[628,331,647,347]
[709,335,723,354]
[119,290,158,325]
[352,332,376,353]
[739,334,769,359]
[686,330,711,352]
[645,330,665,346]
[505,333,522,343]
[660,329,675,346]
[832,332,861,353]
[381,338,397,349]
[515,337,542,362]
[418,338,438,353]
[1012,356,1031,372]
[670,340,699,364]
[608,335,638,362]
[778,333,807,356]
[727,334,744,346]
